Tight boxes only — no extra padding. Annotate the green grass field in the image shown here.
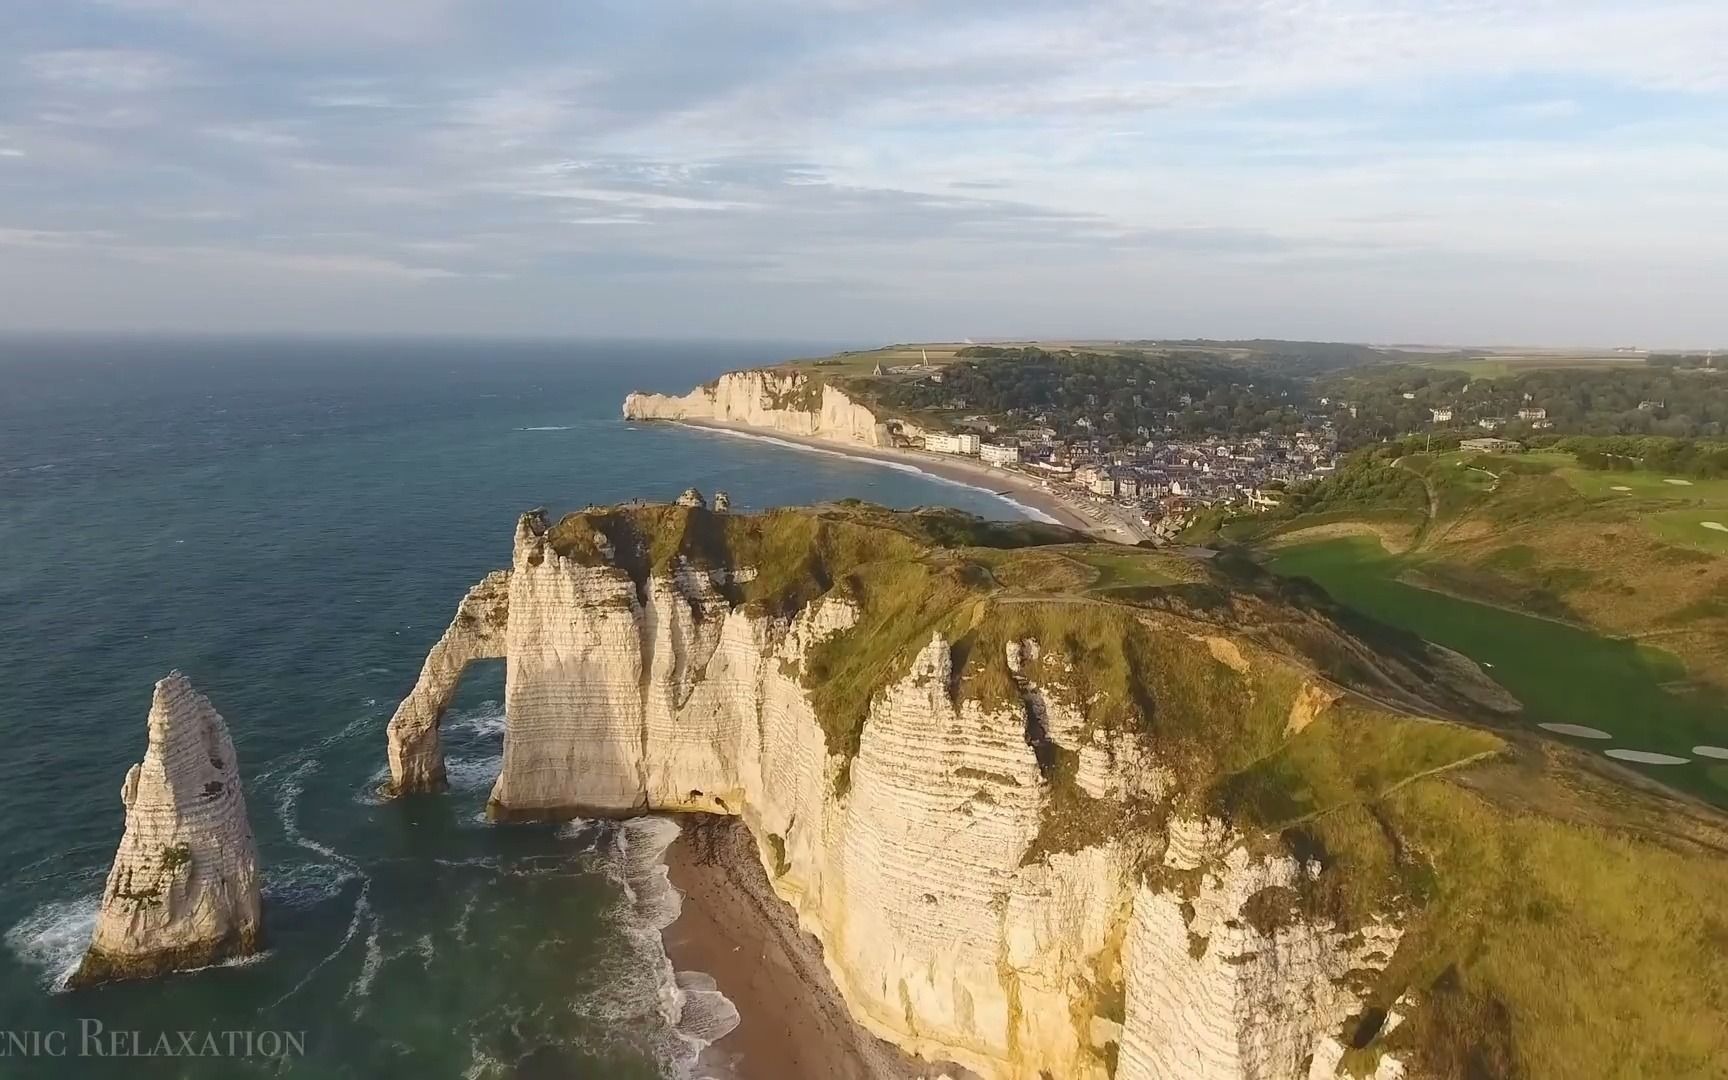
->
[1557,465,1728,502]
[1542,460,1728,552]
[1269,536,1728,802]
[782,343,975,375]
[1650,510,1728,553]
[1068,547,1195,590]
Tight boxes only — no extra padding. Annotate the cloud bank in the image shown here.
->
[0,0,1723,343]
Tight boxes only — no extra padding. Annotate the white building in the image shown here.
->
[1431,407,1454,423]
[925,432,981,455]
[979,442,1021,467]
[1089,474,1117,498]
[1517,407,1547,421]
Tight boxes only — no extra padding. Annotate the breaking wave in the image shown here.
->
[573,817,740,1078]
[448,702,507,740]
[445,754,504,792]
[5,894,100,991]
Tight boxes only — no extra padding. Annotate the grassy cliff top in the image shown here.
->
[541,499,1727,1077]
[1204,445,1728,811]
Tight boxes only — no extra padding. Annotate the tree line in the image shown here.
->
[848,347,1306,439]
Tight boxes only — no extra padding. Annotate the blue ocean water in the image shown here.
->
[0,337,1030,1079]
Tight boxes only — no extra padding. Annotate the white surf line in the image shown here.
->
[1603,749,1692,765]
[277,759,361,871]
[344,904,385,1002]
[1537,723,1613,739]
[267,882,373,1009]
[5,895,100,991]
[617,817,742,1072]
[666,423,1063,525]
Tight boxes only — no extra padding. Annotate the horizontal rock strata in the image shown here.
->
[623,369,895,446]
[385,511,1405,1078]
[71,673,262,987]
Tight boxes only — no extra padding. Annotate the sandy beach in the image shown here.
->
[666,418,1144,543]
[663,816,972,1080]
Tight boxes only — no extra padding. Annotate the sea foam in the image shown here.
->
[5,895,99,991]
[573,817,741,1079]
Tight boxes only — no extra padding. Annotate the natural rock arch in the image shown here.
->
[384,569,511,794]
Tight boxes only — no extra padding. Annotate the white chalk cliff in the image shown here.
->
[384,509,1417,1079]
[71,673,262,987]
[623,369,901,446]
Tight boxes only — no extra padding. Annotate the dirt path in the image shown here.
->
[1395,457,1440,544]
[1282,749,1504,829]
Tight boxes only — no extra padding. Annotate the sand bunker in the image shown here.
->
[1701,521,1728,533]
[1610,485,1633,492]
[1664,478,1694,486]
[1693,746,1728,760]
[1604,749,1691,765]
[1538,723,1613,740]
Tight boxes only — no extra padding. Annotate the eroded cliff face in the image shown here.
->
[71,673,262,988]
[623,369,895,446]
[385,511,1408,1079]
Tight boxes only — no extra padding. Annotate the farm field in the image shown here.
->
[1413,350,1647,379]
[1270,536,1728,803]
[784,342,976,375]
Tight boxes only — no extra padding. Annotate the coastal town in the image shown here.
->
[893,417,1343,543]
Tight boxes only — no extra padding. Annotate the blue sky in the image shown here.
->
[1,0,1724,344]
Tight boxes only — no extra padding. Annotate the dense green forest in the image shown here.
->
[846,347,1306,438]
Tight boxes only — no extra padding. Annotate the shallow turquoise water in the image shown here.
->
[0,336,1027,1078]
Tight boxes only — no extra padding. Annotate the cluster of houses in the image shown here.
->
[1430,405,1551,431]
[913,423,1341,536]
[1426,393,1555,431]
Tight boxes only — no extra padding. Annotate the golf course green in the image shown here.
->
[1270,536,1728,803]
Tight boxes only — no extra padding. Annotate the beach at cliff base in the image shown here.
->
[662,817,966,1080]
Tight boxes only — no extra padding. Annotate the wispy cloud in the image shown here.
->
[22,48,185,93]
[0,0,1721,341]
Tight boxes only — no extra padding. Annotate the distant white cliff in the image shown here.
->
[71,673,262,987]
[384,509,1406,1080]
[623,369,906,447]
